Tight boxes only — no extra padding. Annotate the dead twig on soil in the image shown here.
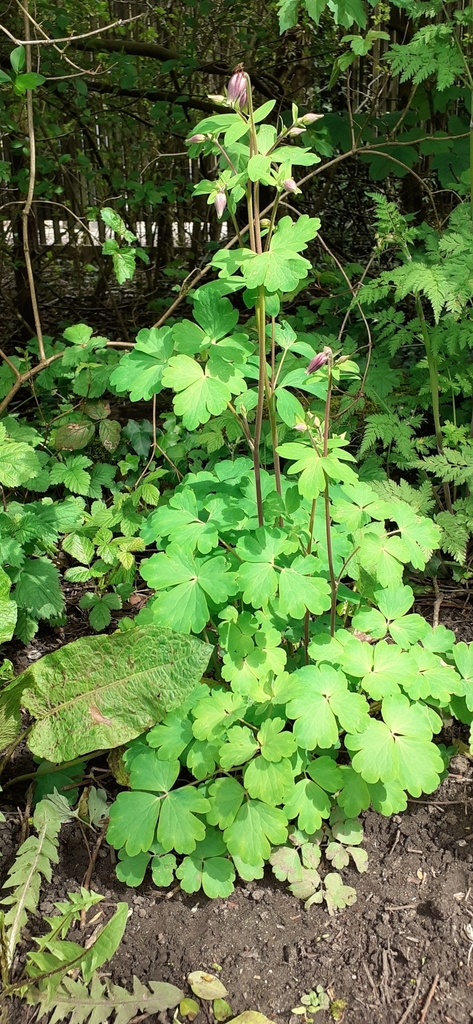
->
[80,821,108,928]
[432,578,443,629]
[362,962,379,1002]
[419,974,439,1023]
[396,976,422,1024]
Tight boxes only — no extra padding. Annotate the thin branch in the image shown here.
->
[21,0,45,360]
[4,9,143,45]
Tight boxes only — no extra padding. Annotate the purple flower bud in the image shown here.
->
[214,190,227,218]
[283,178,300,194]
[227,70,247,110]
[306,351,329,374]
[187,134,207,144]
[299,112,324,125]
[288,126,306,136]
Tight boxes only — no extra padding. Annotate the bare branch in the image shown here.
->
[1,8,144,45]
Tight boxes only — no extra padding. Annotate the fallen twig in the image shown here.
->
[419,974,439,1023]
[396,976,422,1024]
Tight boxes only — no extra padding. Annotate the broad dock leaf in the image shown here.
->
[20,626,212,761]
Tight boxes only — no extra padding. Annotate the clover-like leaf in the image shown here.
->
[345,693,444,796]
[207,776,246,829]
[278,555,331,619]
[282,665,369,749]
[257,717,297,761]
[224,801,288,865]
[244,756,294,804]
[176,828,235,898]
[162,355,244,430]
[141,546,236,634]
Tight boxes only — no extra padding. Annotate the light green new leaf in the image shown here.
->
[224,801,288,865]
[345,693,444,795]
[405,646,464,704]
[129,750,180,793]
[276,441,357,498]
[0,433,40,487]
[192,690,245,741]
[257,717,297,761]
[141,547,236,634]
[283,665,369,749]
[21,626,212,760]
[147,712,194,760]
[453,642,473,710]
[107,791,161,856]
[244,756,294,803]
[157,786,210,854]
[0,565,17,643]
[278,555,331,618]
[207,776,245,829]
[219,725,259,769]
[356,529,410,588]
[283,778,332,833]
[241,249,311,293]
[162,355,240,429]
[341,639,411,699]
[176,828,235,898]
[110,327,174,401]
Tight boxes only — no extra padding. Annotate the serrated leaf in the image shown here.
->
[20,626,212,760]
[0,565,17,644]
[0,436,41,486]
[13,558,64,621]
[54,421,95,451]
[27,973,183,1024]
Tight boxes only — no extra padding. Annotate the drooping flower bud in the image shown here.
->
[227,69,247,110]
[288,126,306,136]
[186,134,207,145]
[214,190,227,218]
[283,178,300,194]
[306,351,329,374]
[298,112,324,125]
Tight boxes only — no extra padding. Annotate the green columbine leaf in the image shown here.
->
[277,554,331,619]
[345,693,444,796]
[110,327,174,400]
[218,725,259,769]
[186,738,220,779]
[405,646,464,704]
[162,355,244,430]
[340,639,412,700]
[141,546,236,634]
[129,750,181,793]
[157,786,210,854]
[176,828,235,898]
[147,711,194,760]
[356,526,410,588]
[116,850,151,887]
[21,626,212,761]
[236,527,289,608]
[107,790,162,856]
[283,778,332,833]
[257,717,297,761]
[224,801,288,865]
[50,455,92,496]
[13,558,64,621]
[244,756,294,803]
[337,767,372,817]
[276,440,357,498]
[192,691,245,742]
[282,665,369,749]
[453,642,473,710]
[151,848,177,887]
[173,290,239,354]
[142,488,220,554]
[207,776,246,829]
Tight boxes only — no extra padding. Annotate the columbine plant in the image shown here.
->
[69,71,473,907]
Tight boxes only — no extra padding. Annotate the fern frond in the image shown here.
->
[1,795,70,968]
[387,25,465,90]
[436,510,470,563]
[420,446,473,486]
[359,413,418,466]
[371,478,435,516]
[27,973,183,1024]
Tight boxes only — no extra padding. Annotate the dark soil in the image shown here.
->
[2,602,473,1024]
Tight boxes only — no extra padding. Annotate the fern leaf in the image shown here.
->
[1,795,69,967]
[436,511,469,563]
[27,973,183,1024]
